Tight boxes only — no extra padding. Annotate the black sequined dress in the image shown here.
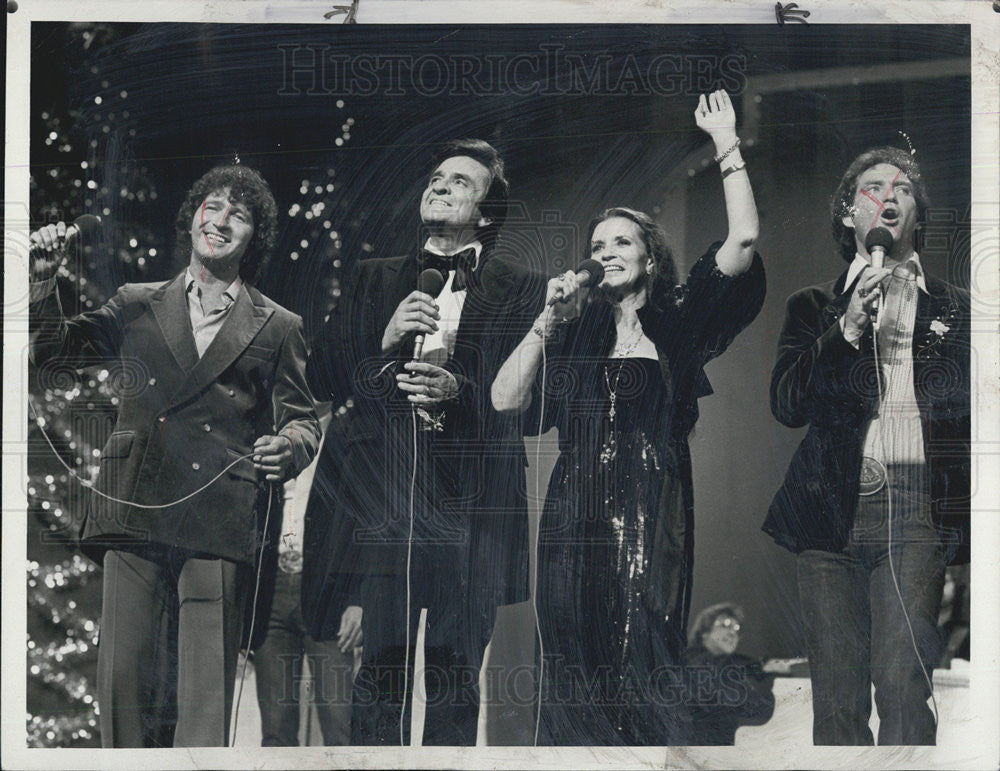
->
[537,357,685,745]
[533,244,766,745]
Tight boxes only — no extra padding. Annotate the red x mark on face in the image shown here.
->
[854,166,916,255]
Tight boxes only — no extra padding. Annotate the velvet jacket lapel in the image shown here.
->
[158,278,274,407]
[148,273,200,375]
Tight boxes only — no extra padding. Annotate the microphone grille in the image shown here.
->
[864,226,894,252]
[417,268,446,297]
[576,259,605,287]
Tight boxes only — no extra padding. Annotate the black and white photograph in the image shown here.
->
[3,1,998,769]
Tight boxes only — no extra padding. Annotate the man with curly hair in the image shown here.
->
[29,164,321,747]
[764,147,970,745]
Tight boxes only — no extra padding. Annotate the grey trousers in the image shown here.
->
[97,548,250,747]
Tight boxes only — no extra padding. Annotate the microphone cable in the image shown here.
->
[869,266,939,729]
[532,313,550,747]
[29,398,288,744]
[230,481,275,746]
[401,402,419,746]
[28,399,258,510]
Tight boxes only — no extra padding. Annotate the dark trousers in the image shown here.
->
[797,466,946,745]
[253,570,354,745]
[352,566,486,746]
[97,547,249,747]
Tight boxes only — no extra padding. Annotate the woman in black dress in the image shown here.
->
[492,91,765,745]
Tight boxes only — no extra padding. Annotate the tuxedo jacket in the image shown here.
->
[303,248,543,640]
[30,272,321,566]
[763,267,970,563]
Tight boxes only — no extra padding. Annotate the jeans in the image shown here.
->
[797,465,946,745]
[253,571,354,746]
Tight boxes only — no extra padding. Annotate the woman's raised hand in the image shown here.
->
[694,90,738,149]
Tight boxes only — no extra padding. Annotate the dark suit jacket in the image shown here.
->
[763,267,970,563]
[30,272,321,567]
[303,248,543,640]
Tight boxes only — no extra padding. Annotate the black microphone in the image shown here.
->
[547,259,606,306]
[865,227,894,329]
[28,214,103,260]
[412,268,446,361]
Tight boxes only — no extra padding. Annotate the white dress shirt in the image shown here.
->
[418,239,482,367]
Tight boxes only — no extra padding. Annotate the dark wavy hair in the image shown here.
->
[174,164,279,283]
[687,602,745,648]
[583,207,678,301]
[431,138,510,244]
[831,146,930,263]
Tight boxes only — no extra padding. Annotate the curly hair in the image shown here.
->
[583,207,678,300]
[431,138,510,244]
[174,164,279,283]
[831,146,930,263]
[687,602,745,648]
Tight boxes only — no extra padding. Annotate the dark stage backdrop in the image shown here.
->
[28,22,970,745]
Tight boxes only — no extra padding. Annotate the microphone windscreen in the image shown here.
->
[576,259,605,287]
[865,226,894,253]
[417,268,446,297]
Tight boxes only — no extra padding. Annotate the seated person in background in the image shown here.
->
[682,603,783,745]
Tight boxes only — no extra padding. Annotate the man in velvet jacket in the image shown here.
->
[764,147,969,745]
[304,139,541,745]
[29,165,321,747]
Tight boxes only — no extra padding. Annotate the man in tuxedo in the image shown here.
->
[764,147,970,745]
[304,139,541,745]
[29,164,321,747]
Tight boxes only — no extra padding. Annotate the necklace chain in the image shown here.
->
[599,325,645,464]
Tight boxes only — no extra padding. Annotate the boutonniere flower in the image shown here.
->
[917,301,960,360]
[930,319,950,337]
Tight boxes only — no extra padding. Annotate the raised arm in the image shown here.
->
[28,221,124,368]
[491,272,579,415]
[694,90,759,276]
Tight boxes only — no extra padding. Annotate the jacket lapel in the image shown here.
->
[821,269,855,327]
[149,273,200,374]
[169,284,273,406]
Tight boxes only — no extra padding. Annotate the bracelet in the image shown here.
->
[720,161,747,179]
[532,323,552,340]
[713,137,741,164]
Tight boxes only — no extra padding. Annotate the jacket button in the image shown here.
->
[148,377,157,386]
[192,462,200,471]
[203,423,211,432]
[227,389,236,397]
[158,416,166,423]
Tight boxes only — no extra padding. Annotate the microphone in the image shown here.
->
[412,268,446,361]
[28,214,103,260]
[547,259,606,306]
[865,227,894,330]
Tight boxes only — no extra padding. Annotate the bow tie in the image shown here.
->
[418,247,478,290]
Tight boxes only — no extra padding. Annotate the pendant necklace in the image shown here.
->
[599,324,645,465]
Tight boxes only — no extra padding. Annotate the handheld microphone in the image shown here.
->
[547,258,606,306]
[412,268,446,361]
[28,214,103,260]
[865,227,894,330]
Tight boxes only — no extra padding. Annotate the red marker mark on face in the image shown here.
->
[199,200,215,258]
[857,168,913,251]
[199,198,234,258]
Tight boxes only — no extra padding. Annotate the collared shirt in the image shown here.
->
[185,267,243,357]
[841,253,926,467]
[418,239,482,366]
